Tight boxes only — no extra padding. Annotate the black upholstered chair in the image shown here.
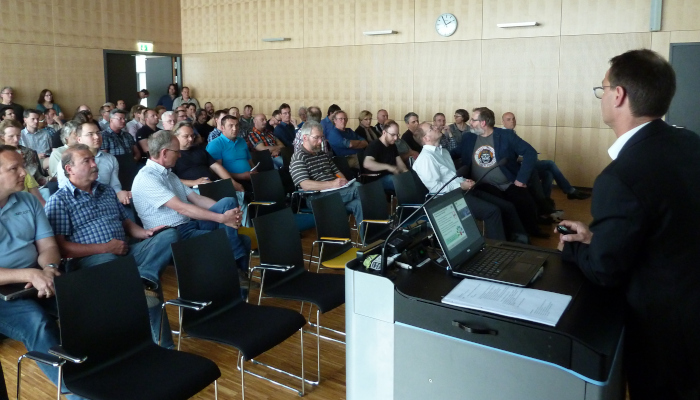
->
[309,193,358,272]
[250,169,315,231]
[17,256,221,400]
[0,358,8,400]
[169,230,307,398]
[392,170,429,222]
[252,208,346,385]
[357,179,393,245]
[197,177,237,201]
[250,149,275,172]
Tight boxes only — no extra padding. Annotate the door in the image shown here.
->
[104,53,138,110]
[667,43,700,134]
[145,57,175,109]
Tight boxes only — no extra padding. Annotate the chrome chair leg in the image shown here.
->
[214,379,218,399]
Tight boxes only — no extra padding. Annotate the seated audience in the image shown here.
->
[327,110,367,169]
[434,112,458,153]
[355,110,379,142]
[116,100,127,111]
[49,121,79,179]
[239,104,254,135]
[207,116,255,186]
[401,112,423,153]
[21,109,54,170]
[193,108,214,138]
[448,108,470,148]
[186,103,197,122]
[0,86,24,123]
[362,119,408,191]
[297,106,307,130]
[172,86,200,110]
[131,130,251,280]
[100,108,141,162]
[44,108,64,147]
[0,145,68,396]
[98,105,111,130]
[171,121,244,192]
[0,105,16,121]
[207,109,229,142]
[160,110,176,131]
[204,102,214,118]
[321,104,340,135]
[249,113,284,169]
[156,83,178,111]
[125,105,145,140]
[461,107,547,238]
[374,109,388,136]
[290,121,363,227]
[414,122,527,243]
[1,119,46,185]
[35,89,64,120]
[24,171,45,206]
[273,103,296,147]
[266,109,281,131]
[45,144,177,347]
[293,106,331,154]
[136,108,160,154]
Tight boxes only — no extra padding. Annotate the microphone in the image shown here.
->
[379,165,470,274]
[464,157,508,195]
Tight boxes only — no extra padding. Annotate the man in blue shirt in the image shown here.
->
[273,103,296,147]
[45,144,179,347]
[327,110,367,169]
[321,104,340,136]
[207,115,254,185]
[0,145,72,396]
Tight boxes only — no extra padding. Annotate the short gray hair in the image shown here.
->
[172,121,193,136]
[61,143,91,173]
[109,108,126,119]
[161,110,175,121]
[148,130,174,157]
[60,120,80,145]
[404,112,418,124]
[299,120,322,137]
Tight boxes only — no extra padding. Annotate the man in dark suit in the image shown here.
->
[558,49,700,400]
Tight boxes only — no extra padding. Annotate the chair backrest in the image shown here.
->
[250,169,286,216]
[198,178,237,201]
[114,154,139,191]
[357,179,392,242]
[392,170,428,206]
[251,149,275,172]
[171,229,242,327]
[54,256,153,378]
[279,146,294,168]
[332,156,355,180]
[252,208,306,288]
[310,193,354,261]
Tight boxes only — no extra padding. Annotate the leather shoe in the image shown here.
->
[567,189,591,200]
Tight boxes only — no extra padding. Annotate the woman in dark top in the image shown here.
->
[156,83,178,111]
[448,108,470,148]
[355,110,378,142]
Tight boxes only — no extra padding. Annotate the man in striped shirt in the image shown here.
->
[290,121,363,226]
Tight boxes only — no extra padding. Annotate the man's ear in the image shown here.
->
[613,86,627,108]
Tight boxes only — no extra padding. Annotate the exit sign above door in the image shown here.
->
[137,42,153,53]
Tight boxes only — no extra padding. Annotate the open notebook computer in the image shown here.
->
[423,189,546,287]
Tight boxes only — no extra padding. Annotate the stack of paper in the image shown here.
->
[442,279,572,327]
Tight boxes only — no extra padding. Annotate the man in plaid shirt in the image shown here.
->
[248,113,284,169]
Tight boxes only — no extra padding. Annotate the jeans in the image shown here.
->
[176,197,251,271]
[377,174,395,192]
[0,298,86,399]
[72,228,179,348]
[272,155,284,169]
[309,181,364,230]
[535,160,574,197]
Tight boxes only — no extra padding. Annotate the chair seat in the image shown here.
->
[239,227,258,250]
[65,345,220,400]
[184,303,306,360]
[265,272,345,314]
[322,247,359,269]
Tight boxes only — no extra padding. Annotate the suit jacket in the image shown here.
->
[460,127,537,184]
[563,119,700,396]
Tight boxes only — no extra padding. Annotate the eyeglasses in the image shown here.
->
[165,148,180,154]
[335,118,348,121]
[82,132,101,138]
[593,86,612,99]
[1,92,13,95]
[309,135,324,141]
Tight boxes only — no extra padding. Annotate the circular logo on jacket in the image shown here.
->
[474,145,496,168]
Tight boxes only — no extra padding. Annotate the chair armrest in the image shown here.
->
[257,263,294,272]
[48,346,87,364]
[293,189,320,195]
[398,203,422,208]
[249,201,276,206]
[19,351,65,368]
[361,219,391,224]
[163,298,212,311]
[360,173,381,177]
[318,236,352,244]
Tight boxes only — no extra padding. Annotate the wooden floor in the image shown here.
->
[1,189,596,399]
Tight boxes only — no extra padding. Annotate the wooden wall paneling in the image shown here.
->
[355,0,415,45]
[100,0,142,51]
[251,49,305,117]
[180,0,218,54]
[661,0,700,32]
[480,37,560,127]
[52,0,103,49]
[555,127,616,187]
[557,33,651,129]
[513,126,557,161]
[561,0,650,36]
[413,40,481,127]
[53,47,105,117]
[414,0,483,42]
[0,0,54,46]
[218,0,259,52]
[137,0,182,55]
[352,43,414,132]
[651,32,671,60]
[304,0,355,48]
[0,43,57,110]
[257,0,305,50]
[182,53,221,106]
[215,51,262,109]
[482,0,562,39]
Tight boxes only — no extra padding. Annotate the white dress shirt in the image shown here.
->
[413,144,464,192]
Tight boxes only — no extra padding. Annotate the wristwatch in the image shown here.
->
[46,263,59,269]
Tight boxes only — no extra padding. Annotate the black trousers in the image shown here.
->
[477,183,540,235]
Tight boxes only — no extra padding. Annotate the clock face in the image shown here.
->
[435,13,458,37]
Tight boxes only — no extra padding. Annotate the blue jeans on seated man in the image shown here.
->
[377,174,395,192]
[0,298,87,399]
[535,160,574,198]
[272,155,284,169]
[70,228,180,349]
[175,196,252,273]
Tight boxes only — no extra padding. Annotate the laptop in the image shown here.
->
[0,283,37,301]
[423,189,546,287]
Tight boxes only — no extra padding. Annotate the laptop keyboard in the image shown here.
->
[459,249,522,278]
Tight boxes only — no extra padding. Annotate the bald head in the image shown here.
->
[502,112,516,130]
[253,113,267,130]
[419,122,439,146]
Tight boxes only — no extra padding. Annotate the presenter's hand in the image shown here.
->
[460,179,475,191]
[555,220,593,249]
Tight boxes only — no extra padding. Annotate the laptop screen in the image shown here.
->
[424,189,484,268]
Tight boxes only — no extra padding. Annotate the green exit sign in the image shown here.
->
[137,42,153,53]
